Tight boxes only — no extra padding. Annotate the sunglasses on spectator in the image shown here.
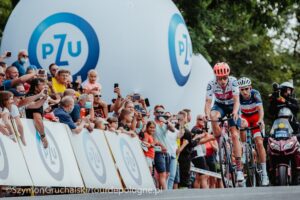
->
[217,76,228,81]
[155,111,164,114]
[94,94,101,98]
[241,87,250,91]
[197,118,204,121]
[21,55,28,58]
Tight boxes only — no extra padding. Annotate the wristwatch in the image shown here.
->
[40,134,46,139]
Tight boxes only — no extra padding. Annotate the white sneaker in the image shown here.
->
[236,171,245,182]
[262,175,269,186]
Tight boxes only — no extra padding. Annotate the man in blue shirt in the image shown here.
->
[54,96,87,134]
[12,50,29,76]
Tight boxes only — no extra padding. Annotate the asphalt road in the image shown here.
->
[3,186,300,200]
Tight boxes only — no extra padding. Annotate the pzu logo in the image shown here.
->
[42,33,82,66]
[168,13,193,86]
[120,138,142,185]
[83,133,106,184]
[28,12,100,81]
[36,129,64,181]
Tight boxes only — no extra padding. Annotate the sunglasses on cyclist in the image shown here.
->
[241,87,250,91]
[217,76,228,81]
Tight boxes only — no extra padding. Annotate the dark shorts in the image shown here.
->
[192,157,208,171]
[205,156,217,172]
[154,152,171,173]
[211,102,241,128]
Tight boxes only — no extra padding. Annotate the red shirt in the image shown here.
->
[143,132,155,159]
[205,142,214,157]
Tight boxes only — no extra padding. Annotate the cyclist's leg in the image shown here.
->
[228,107,243,180]
[210,104,225,138]
[252,116,269,185]
[250,113,267,165]
[240,116,249,164]
[248,112,269,185]
[240,116,249,143]
[230,126,242,163]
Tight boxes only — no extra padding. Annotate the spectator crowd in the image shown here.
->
[0,50,220,190]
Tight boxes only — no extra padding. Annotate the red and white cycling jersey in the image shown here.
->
[206,76,239,105]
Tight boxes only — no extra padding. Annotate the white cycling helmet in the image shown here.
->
[278,107,293,118]
[238,77,252,88]
[280,82,294,90]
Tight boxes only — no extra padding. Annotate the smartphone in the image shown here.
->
[72,82,79,90]
[145,98,150,107]
[133,94,140,101]
[44,89,48,95]
[114,83,119,88]
[134,104,140,111]
[6,51,11,57]
[107,104,112,112]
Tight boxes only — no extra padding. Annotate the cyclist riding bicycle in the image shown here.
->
[204,62,244,182]
[238,77,269,186]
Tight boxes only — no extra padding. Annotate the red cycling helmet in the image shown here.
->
[213,62,230,77]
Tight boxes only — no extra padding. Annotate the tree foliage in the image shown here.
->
[174,0,300,124]
[0,0,12,40]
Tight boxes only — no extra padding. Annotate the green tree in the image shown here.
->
[0,0,12,40]
[174,0,300,125]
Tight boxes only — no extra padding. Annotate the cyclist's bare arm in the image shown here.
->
[232,95,240,120]
[233,95,240,114]
[204,98,212,119]
[257,104,264,123]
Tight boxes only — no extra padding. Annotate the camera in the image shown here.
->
[114,83,119,88]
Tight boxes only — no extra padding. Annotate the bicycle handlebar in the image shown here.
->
[207,114,233,123]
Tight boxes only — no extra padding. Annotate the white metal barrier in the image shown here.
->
[0,119,155,191]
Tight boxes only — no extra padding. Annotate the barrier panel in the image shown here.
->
[19,119,84,187]
[0,130,32,186]
[67,128,123,189]
[105,132,156,190]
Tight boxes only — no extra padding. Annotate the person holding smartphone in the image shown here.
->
[25,78,49,148]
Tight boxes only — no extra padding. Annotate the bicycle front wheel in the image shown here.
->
[218,139,235,188]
